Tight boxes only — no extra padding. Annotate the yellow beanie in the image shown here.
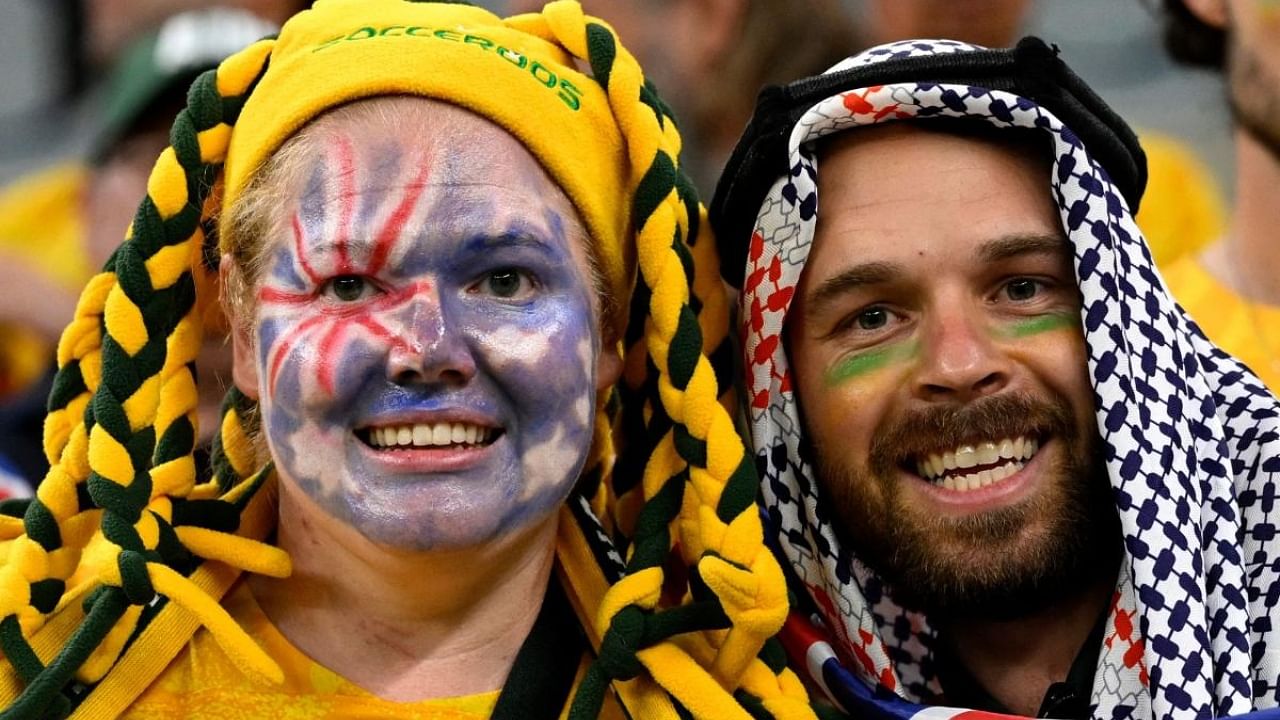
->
[0,2,809,719]
[223,0,633,322]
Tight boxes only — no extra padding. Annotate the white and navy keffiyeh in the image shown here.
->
[738,40,1280,720]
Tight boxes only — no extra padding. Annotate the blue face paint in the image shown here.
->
[253,120,600,551]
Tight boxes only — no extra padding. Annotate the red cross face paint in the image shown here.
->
[235,100,606,551]
[786,123,1118,616]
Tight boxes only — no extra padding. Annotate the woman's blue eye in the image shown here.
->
[479,269,534,299]
[487,270,522,298]
[1005,278,1040,301]
[328,276,368,302]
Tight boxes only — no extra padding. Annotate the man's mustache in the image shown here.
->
[865,393,1076,477]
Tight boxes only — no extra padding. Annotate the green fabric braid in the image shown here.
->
[0,48,274,717]
[560,15,800,720]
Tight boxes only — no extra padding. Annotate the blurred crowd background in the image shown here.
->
[0,1,1235,182]
[0,1,1233,185]
[0,0,1270,497]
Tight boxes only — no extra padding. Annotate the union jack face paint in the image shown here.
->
[247,108,602,551]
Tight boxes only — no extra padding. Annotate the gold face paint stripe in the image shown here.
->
[824,340,919,387]
[999,312,1078,339]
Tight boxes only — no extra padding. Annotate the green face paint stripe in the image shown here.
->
[824,340,919,387]
[1000,312,1078,339]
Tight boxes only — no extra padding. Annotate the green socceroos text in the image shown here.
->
[313,26,585,111]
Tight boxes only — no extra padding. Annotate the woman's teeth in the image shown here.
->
[914,436,1039,492]
[366,422,494,449]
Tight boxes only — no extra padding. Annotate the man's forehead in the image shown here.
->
[810,121,1063,263]
[814,120,1053,195]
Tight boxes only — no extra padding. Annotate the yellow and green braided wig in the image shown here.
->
[0,1,810,718]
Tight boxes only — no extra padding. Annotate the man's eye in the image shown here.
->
[480,269,533,299]
[1004,278,1041,302]
[855,307,889,330]
[325,275,373,302]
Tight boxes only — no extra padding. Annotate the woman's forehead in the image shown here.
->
[270,98,584,235]
[297,99,559,193]
[259,97,594,275]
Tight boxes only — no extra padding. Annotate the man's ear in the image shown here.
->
[1182,0,1229,29]
[220,253,261,401]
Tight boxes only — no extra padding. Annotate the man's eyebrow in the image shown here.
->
[977,233,1071,263]
[803,233,1068,313]
[807,261,903,314]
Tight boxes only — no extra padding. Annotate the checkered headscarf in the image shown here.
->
[727,39,1280,720]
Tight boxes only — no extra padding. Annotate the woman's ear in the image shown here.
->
[220,253,261,401]
[596,338,623,392]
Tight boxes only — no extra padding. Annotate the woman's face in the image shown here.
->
[231,101,616,551]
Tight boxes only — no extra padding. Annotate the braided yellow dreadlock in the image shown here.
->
[0,3,810,718]
[0,36,286,719]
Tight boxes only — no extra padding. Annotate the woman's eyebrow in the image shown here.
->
[460,229,564,258]
[306,237,379,259]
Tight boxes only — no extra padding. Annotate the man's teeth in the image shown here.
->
[914,436,1039,491]
[367,423,494,448]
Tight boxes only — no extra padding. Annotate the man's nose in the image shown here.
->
[385,285,476,387]
[912,303,1011,403]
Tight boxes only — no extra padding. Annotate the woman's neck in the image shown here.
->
[249,479,559,701]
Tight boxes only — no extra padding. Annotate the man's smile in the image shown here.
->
[893,433,1058,518]
[911,434,1042,492]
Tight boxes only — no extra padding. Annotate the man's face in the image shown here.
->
[1227,0,1280,157]
[786,124,1117,618]
[232,100,615,551]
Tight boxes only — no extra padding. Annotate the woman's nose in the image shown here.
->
[385,285,477,387]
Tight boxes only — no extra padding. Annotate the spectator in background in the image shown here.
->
[81,0,305,70]
[856,0,1033,48]
[0,8,278,489]
[0,0,306,193]
[1157,0,1280,392]
[506,0,857,194]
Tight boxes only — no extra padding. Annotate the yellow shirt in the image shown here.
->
[0,163,95,395]
[1162,253,1280,395]
[125,579,500,719]
[1136,132,1227,269]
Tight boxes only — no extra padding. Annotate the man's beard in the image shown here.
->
[812,393,1121,621]
[1227,30,1280,162]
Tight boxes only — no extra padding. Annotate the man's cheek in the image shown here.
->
[821,339,921,389]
